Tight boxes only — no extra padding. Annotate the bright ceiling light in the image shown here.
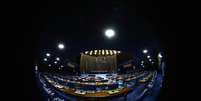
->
[143,49,148,54]
[56,57,60,61]
[43,58,47,61]
[105,29,115,38]
[85,51,88,54]
[58,43,65,50]
[158,53,163,58]
[149,59,152,61]
[46,53,51,57]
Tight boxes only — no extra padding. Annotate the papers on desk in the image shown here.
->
[108,89,120,94]
[74,90,86,95]
[87,90,95,93]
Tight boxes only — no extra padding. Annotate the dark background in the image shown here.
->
[18,0,176,101]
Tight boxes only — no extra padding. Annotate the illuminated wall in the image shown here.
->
[80,54,117,73]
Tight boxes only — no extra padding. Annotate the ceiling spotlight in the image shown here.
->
[102,50,105,55]
[113,50,117,54]
[58,43,65,50]
[43,58,47,61]
[98,50,101,55]
[106,50,109,55]
[56,57,60,61]
[48,64,51,67]
[46,53,51,57]
[89,50,93,55]
[143,49,148,54]
[109,50,113,55]
[105,29,115,38]
[35,65,38,71]
[54,61,58,64]
[149,59,152,62]
[147,55,151,59]
[94,50,97,53]
[85,51,88,54]
[158,53,163,58]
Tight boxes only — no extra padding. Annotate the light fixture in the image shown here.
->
[149,59,152,62]
[147,55,151,59]
[158,53,163,58]
[35,65,38,71]
[102,50,104,55]
[46,53,51,57]
[109,50,113,55]
[56,57,60,61]
[106,50,109,55]
[113,50,117,54]
[94,50,97,55]
[105,29,115,38]
[43,58,47,61]
[143,49,148,54]
[99,50,101,55]
[85,51,88,54]
[58,43,65,50]
[89,50,93,55]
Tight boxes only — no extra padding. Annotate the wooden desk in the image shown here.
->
[60,87,131,98]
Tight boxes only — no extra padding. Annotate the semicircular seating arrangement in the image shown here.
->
[35,49,165,101]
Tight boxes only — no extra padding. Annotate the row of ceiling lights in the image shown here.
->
[84,50,121,55]
[141,49,163,67]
